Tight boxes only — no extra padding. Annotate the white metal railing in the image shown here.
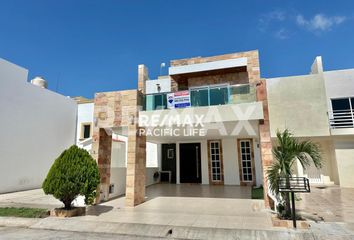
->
[328,110,354,129]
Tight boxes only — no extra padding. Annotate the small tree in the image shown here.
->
[267,129,322,218]
[42,145,100,209]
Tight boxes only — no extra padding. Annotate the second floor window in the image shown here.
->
[330,97,354,128]
[81,123,91,139]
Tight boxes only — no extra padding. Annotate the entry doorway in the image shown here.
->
[180,143,201,183]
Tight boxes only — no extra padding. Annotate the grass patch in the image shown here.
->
[252,186,264,199]
[0,207,49,218]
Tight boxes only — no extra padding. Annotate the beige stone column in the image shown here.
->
[125,90,146,207]
[257,79,274,209]
[138,64,148,94]
[93,128,112,203]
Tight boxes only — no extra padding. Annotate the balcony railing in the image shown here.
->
[143,84,256,111]
[328,110,354,129]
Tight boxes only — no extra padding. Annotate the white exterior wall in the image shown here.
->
[267,74,330,138]
[109,134,159,198]
[222,138,240,185]
[334,140,354,188]
[0,58,77,193]
[323,68,354,109]
[76,102,94,152]
[145,78,171,94]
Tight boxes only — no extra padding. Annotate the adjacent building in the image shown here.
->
[267,56,354,188]
[0,58,77,193]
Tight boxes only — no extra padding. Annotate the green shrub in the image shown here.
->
[42,145,100,209]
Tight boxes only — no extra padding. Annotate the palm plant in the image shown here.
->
[267,129,322,218]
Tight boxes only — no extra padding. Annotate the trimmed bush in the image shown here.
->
[42,145,100,209]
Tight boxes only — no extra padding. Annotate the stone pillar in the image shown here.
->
[125,91,146,207]
[138,64,148,94]
[256,79,274,209]
[94,128,112,203]
[126,125,146,207]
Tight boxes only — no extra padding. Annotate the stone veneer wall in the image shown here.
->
[170,50,261,90]
[187,72,249,88]
[256,79,274,208]
[91,90,146,206]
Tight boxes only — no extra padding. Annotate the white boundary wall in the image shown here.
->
[0,58,77,193]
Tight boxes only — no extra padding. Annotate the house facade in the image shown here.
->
[89,50,273,207]
[75,50,354,208]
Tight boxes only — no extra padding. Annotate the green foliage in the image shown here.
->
[42,145,100,209]
[251,186,264,199]
[267,129,322,217]
[0,207,48,218]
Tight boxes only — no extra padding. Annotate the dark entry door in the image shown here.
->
[180,143,201,183]
[161,144,176,183]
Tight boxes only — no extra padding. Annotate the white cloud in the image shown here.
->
[296,14,346,32]
[274,28,289,40]
[258,10,286,32]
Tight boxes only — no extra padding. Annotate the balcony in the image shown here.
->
[328,110,354,135]
[329,110,354,129]
[143,84,256,111]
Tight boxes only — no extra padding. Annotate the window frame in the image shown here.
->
[80,122,92,140]
[207,140,224,184]
[237,139,255,185]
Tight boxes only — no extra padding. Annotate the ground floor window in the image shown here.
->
[208,140,224,184]
[238,139,254,184]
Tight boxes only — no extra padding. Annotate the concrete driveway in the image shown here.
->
[297,185,354,223]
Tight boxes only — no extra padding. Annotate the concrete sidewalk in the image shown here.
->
[0,217,313,240]
[2,216,354,240]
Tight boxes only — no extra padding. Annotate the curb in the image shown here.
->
[0,217,40,228]
[29,217,313,240]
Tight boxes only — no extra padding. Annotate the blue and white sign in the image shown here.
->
[166,91,191,109]
[167,93,174,109]
[174,91,191,108]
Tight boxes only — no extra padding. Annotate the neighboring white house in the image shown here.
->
[74,97,94,152]
[267,56,354,187]
[0,58,77,193]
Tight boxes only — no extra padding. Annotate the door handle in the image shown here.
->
[196,146,199,178]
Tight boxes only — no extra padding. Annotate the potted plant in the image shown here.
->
[42,145,100,217]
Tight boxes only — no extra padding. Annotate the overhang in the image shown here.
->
[169,57,247,76]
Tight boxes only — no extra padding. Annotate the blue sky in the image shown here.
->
[1,0,353,98]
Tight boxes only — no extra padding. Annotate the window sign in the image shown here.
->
[174,90,191,108]
[166,91,191,109]
[167,93,174,109]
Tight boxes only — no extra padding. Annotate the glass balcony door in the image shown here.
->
[190,88,209,107]
[190,84,229,107]
[209,85,229,106]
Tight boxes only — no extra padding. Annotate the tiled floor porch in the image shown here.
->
[83,183,272,230]
[145,183,252,200]
[0,184,274,230]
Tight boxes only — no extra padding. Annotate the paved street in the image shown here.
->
[0,227,164,240]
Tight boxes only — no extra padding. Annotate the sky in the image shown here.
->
[1,0,354,98]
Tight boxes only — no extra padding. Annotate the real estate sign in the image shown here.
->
[166,90,191,109]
